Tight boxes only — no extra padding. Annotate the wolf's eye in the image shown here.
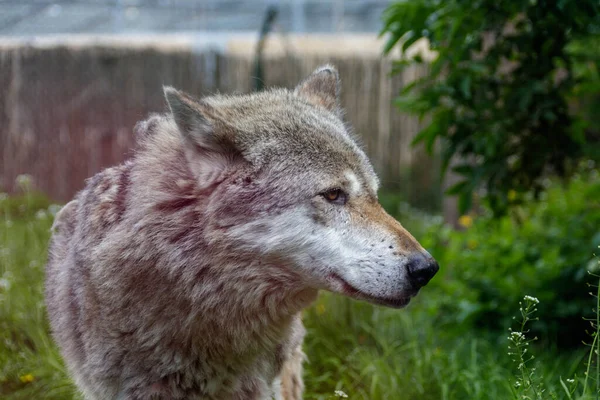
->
[322,189,347,205]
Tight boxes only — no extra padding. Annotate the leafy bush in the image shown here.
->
[407,167,600,347]
[381,0,600,215]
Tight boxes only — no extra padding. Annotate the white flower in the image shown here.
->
[524,295,539,304]
[510,331,525,340]
[15,174,33,190]
[0,278,10,291]
[334,390,349,398]
[566,379,575,384]
[47,204,62,217]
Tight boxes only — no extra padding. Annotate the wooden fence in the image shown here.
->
[0,34,441,209]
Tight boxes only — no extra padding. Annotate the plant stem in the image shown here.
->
[583,275,600,398]
[586,276,600,400]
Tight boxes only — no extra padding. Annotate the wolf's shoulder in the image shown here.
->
[76,162,133,234]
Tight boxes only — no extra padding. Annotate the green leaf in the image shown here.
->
[383,32,405,55]
[458,190,473,214]
[452,164,474,176]
[459,75,472,99]
[411,122,442,154]
[446,180,470,196]
[402,32,421,54]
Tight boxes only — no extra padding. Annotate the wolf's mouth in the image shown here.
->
[327,273,415,309]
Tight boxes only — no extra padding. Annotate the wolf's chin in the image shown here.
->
[326,273,415,309]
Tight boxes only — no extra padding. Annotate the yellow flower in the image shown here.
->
[508,190,517,202]
[19,374,34,383]
[458,215,473,228]
[316,304,326,315]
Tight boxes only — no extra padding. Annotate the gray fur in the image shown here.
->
[45,65,436,399]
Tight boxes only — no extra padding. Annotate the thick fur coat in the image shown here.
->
[45,66,438,399]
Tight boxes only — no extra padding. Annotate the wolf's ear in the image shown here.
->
[294,65,341,114]
[164,86,239,186]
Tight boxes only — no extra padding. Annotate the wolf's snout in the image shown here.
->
[406,253,439,288]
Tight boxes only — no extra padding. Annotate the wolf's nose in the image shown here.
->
[406,253,439,288]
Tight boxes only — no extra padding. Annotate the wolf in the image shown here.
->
[45,65,438,399]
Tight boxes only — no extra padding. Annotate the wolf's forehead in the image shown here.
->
[213,91,380,193]
[253,116,379,195]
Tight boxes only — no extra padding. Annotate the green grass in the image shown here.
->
[0,193,79,399]
[302,292,588,399]
[0,192,592,399]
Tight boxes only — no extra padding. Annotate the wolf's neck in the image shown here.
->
[192,259,317,324]
[183,259,317,351]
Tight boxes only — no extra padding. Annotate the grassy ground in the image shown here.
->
[0,192,591,399]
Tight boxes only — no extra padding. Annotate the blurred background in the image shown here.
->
[1,0,600,399]
[0,0,388,35]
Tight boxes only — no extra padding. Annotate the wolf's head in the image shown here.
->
[161,65,438,308]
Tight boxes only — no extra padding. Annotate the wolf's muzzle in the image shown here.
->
[406,253,439,288]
